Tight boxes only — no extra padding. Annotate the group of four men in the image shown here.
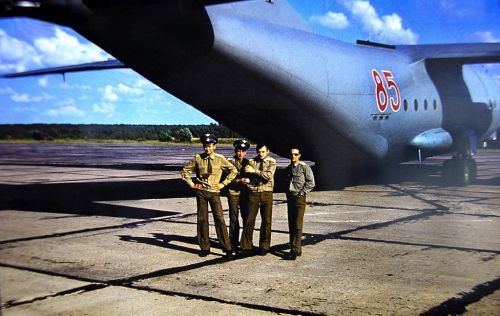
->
[181,134,315,260]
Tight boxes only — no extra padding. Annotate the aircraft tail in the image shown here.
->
[205,0,312,33]
[396,42,500,64]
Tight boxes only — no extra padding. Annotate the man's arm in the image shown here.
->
[264,159,277,181]
[220,158,238,189]
[301,164,315,195]
[181,157,198,188]
[247,159,276,181]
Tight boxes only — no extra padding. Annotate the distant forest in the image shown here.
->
[0,124,243,142]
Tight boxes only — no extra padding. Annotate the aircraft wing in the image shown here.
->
[397,42,500,64]
[1,59,126,78]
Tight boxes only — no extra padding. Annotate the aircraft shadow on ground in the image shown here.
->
[1,161,494,220]
[278,164,446,190]
[0,176,192,219]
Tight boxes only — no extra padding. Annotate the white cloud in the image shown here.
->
[93,102,116,117]
[0,86,15,95]
[102,85,119,102]
[14,106,37,113]
[11,92,44,103]
[309,12,350,29]
[117,83,145,95]
[11,93,30,102]
[0,26,110,74]
[341,0,418,44]
[134,78,154,89]
[1,85,47,103]
[38,77,48,87]
[0,29,41,72]
[472,31,498,43]
[46,103,85,117]
[34,27,109,65]
[59,82,92,91]
[439,0,454,11]
[438,0,471,17]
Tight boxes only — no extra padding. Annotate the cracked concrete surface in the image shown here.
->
[0,144,499,315]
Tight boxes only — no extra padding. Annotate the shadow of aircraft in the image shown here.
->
[1,156,491,221]
[0,175,192,219]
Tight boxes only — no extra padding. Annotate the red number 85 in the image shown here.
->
[372,69,401,112]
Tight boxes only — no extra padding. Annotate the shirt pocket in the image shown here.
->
[198,165,210,179]
[291,172,303,185]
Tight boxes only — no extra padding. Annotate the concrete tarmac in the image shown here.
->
[0,144,499,315]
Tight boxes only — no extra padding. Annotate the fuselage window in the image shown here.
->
[403,99,408,112]
[433,99,437,110]
[414,99,418,111]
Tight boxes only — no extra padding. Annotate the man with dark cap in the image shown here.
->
[181,133,237,258]
[226,139,251,254]
[240,143,276,256]
[285,146,315,260]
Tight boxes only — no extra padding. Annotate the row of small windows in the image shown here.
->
[372,99,499,121]
[402,99,438,112]
[402,99,499,111]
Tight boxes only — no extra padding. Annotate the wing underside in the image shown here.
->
[397,42,500,64]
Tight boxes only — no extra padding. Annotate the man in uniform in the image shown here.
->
[240,144,276,256]
[285,146,315,260]
[226,139,251,254]
[181,134,237,259]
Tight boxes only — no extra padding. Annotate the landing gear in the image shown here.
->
[442,153,477,186]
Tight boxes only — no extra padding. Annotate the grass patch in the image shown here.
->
[0,138,238,147]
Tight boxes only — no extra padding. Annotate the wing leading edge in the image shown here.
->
[1,59,126,78]
[397,42,500,64]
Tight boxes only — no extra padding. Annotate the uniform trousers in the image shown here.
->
[286,193,307,255]
[195,190,232,252]
[241,191,273,251]
[227,192,248,250]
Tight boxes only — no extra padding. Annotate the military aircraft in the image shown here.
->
[1,0,499,187]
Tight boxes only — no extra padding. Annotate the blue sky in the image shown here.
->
[0,0,499,124]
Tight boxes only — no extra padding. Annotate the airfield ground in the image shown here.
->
[0,144,499,315]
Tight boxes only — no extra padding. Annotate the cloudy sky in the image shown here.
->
[0,0,498,124]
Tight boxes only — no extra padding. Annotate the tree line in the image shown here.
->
[0,124,242,142]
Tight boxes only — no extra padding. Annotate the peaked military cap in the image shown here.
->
[200,133,218,144]
[233,139,250,150]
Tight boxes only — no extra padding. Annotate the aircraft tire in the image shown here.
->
[466,158,477,183]
[442,156,476,186]
[442,159,457,186]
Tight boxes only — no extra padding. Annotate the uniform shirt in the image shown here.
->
[181,152,237,193]
[246,156,277,192]
[227,156,249,195]
[286,161,315,196]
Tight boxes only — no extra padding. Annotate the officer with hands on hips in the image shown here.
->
[181,134,237,259]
